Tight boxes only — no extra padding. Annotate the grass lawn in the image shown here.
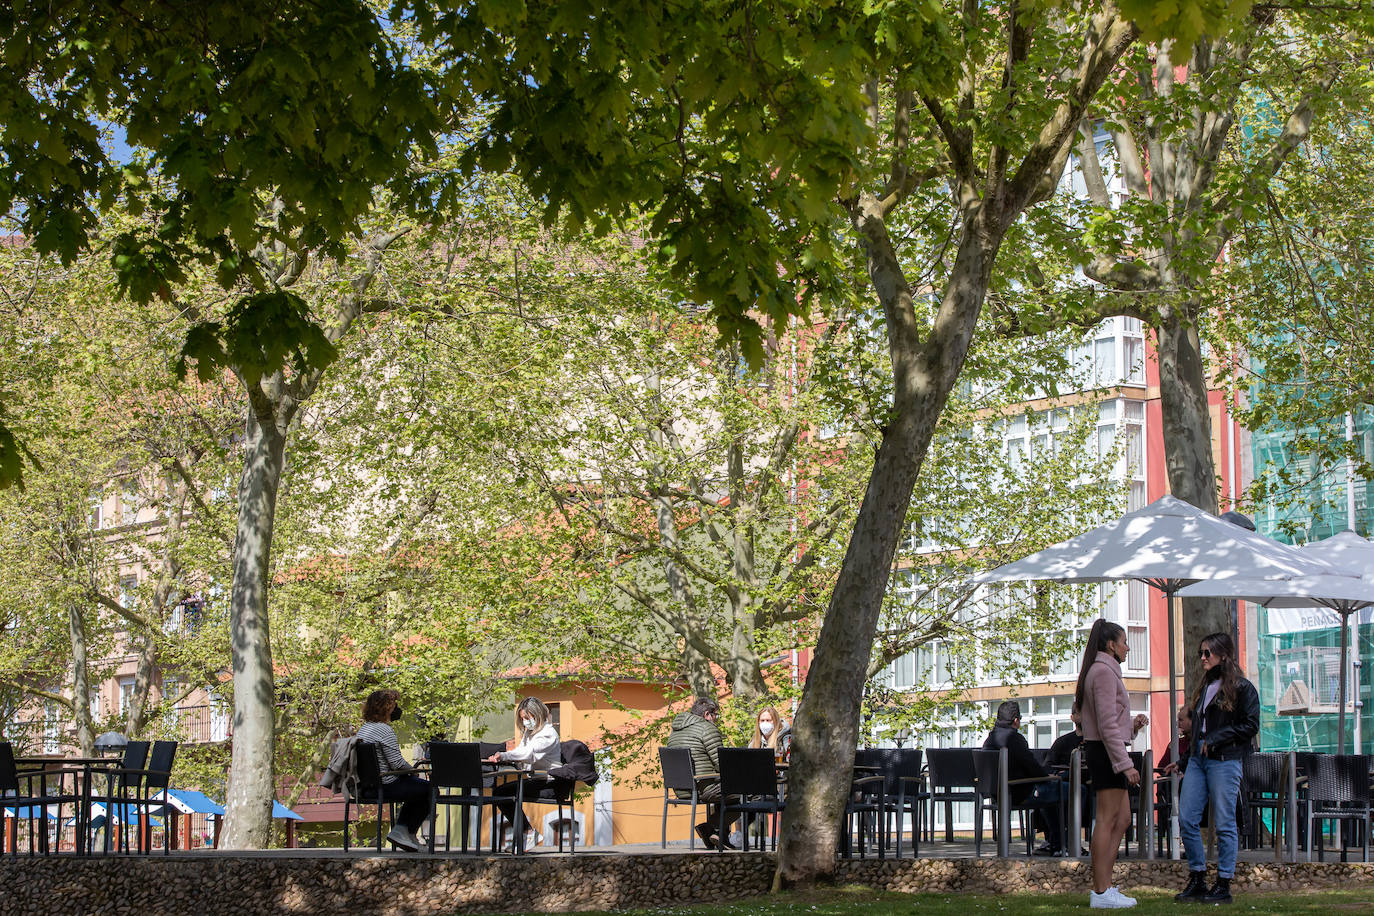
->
[507,886,1374,915]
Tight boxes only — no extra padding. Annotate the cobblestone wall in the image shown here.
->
[3,853,1372,915]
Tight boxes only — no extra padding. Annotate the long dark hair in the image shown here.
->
[1074,619,1125,711]
[1189,632,1243,712]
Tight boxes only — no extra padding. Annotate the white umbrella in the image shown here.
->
[972,494,1334,854]
[1178,531,1374,753]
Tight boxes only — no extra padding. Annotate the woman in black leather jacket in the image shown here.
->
[1174,632,1260,905]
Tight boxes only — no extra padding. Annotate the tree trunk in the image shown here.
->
[124,629,158,736]
[775,218,994,886]
[1156,304,1229,696]
[775,416,924,884]
[220,405,287,849]
[66,602,95,757]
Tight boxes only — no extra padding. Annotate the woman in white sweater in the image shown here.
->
[486,697,561,849]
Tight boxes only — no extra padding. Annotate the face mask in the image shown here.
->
[521,718,536,731]
[390,705,403,722]
[759,721,774,736]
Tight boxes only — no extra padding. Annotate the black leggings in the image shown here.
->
[493,776,551,836]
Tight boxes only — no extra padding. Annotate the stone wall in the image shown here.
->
[3,853,1372,916]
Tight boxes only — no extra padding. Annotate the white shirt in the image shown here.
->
[1200,681,1221,734]
[498,723,561,770]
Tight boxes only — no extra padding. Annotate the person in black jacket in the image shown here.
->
[984,700,1063,855]
[1174,632,1260,905]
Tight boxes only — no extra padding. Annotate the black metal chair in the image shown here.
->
[841,751,887,859]
[717,747,783,851]
[135,740,177,854]
[426,741,501,853]
[521,739,599,852]
[972,746,1061,856]
[1241,752,1289,853]
[343,741,395,851]
[101,739,154,853]
[0,742,79,856]
[1305,753,1371,862]
[861,747,925,857]
[659,746,702,849]
[925,748,977,845]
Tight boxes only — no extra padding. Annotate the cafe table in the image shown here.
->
[13,755,115,855]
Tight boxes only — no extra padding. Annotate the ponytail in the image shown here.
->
[1074,618,1124,711]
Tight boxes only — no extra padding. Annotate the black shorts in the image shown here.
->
[1083,740,1129,791]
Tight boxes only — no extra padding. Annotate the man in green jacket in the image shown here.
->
[667,696,739,849]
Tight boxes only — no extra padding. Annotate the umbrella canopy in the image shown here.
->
[1300,529,1374,576]
[971,494,1334,856]
[971,495,1335,590]
[1177,531,1374,753]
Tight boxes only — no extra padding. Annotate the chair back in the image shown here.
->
[1306,753,1371,805]
[1243,752,1288,795]
[0,741,17,793]
[120,740,151,790]
[146,741,177,791]
[926,748,976,793]
[354,741,383,798]
[718,747,778,798]
[659,746,697,793]
[1030,747,1051,767]
[428,742,486,790]
[971,748,1002,803]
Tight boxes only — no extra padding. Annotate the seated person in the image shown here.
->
[984,700,1063,855]
[1157,706,1193,775]
[1048,710,1084,770]
[486,696,561,850]
[750,706,791,761]
[667,696,739,849]
[356,688,430,851]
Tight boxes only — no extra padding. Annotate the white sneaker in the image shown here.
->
[386,826,419,851]
[1089,887,1136,909]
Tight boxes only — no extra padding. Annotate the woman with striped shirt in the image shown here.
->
[357,689,430,851]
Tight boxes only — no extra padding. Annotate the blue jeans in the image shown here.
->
[1180,755,1243,877]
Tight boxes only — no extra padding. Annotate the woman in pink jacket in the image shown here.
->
[1076,619,1141,909]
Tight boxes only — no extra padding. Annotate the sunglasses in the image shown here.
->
[1199,648,1214,658]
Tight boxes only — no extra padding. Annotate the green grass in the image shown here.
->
[507,886,1374,915]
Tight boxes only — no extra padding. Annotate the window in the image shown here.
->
[1094,337,1117,386]
[1124,336,1145,383]
[43,702,61,753]
[119,576,138,609]
[119,677,136,716]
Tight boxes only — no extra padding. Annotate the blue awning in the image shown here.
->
[204,800,304,821]
[84,802,162,827]
[272,801,303,821]
[158,789,225,816]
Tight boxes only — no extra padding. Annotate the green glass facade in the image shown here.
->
[1252,409,1374,753]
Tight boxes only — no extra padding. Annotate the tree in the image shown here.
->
[415,0,1174,883]
[1064,7,1371,691]
[0,0,454,487]
[0,235,240,756]
[1216,116,1374,537]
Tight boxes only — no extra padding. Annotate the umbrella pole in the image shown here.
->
[1167,588,1181,859]
[1339,609,1350,756]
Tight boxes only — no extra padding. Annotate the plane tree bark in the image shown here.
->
[1072,13,1353,693]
